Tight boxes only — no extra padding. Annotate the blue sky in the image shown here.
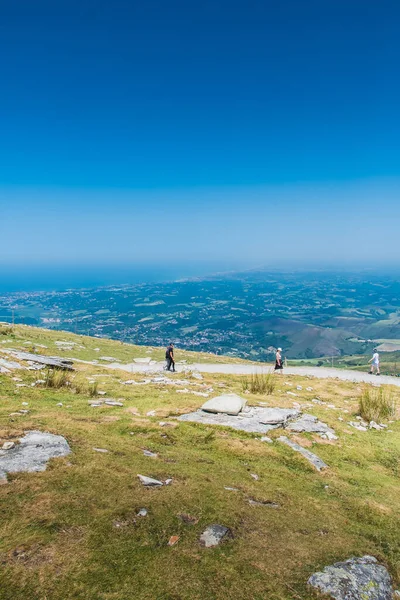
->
[1,0,399,270]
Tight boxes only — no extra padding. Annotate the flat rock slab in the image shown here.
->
[200,524,233,548]
[258,407,300,425]
[0,431,71,480]
[286,414,335,435]
[278,436,328,471]
[201,393,247,416]
[178,408,276,434]
[308,555,393,599]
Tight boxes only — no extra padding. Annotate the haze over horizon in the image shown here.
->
[1,0,399,272]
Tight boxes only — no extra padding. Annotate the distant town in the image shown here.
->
[1,270,400,360]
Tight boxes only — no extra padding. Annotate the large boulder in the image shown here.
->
[308,556,393,599]
[201,393,246,416]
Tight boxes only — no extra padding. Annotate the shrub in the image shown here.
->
[44,368,71,389]
[0,324,13,336]
[359,387,397,422]
[242,371,276,395]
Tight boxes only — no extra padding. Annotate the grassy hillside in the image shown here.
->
[0,326,400,599]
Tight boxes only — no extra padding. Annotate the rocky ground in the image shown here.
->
[0,325,400,599]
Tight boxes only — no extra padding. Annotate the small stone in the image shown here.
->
[2,442,15,450]
[56,403,63,407]
[21,402,29,406]
[250,473,259,481]
[164,478,173,485]
[143,450,158,458]
[105,401,124,407]
[260,436,273,443]
[248,498,279,508]
[93,448,109,453]
[137,508,148,517]
[224,486,239,492]
[137,474,163,487]
[200,524,232,548]
[168,535,180,546]
[146,410,156,417]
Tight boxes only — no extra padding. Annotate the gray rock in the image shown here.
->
[137,474,163,487]
[278,436,328,471]
[93,448,109,453]
[308,555,393,599]
[137,508,148,517]
[258,407,300,425]
[143,450,158,458]
[201,393,247,416]
[286,414,335,436]
[199,524,233,548]
[178,409,273,434]
[0,431,71,480]
[248,499,280,508]
[104,400,124,406]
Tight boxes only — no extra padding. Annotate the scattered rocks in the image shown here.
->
[278,436,328,471]
[308,555,393,599]
[199,524,233,548]
[0,431,71,480]
[201,393,247,416]
[348,421,368,432]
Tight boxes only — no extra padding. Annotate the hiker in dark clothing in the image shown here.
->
[165,343,175,372]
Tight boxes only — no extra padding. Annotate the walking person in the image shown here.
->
[368,349,380,375]
[165,342,176,372]
[274,347,283,373]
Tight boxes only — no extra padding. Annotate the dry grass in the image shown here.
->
[359,386,397,422]
[43,368,71,389]
[242,371,276,395]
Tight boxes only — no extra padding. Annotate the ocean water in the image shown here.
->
[0,263,222,293]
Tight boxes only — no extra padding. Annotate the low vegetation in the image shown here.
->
[242,370,276,395]
[0,326,400,599]
[359,386,397,422]
[43,368,71,389]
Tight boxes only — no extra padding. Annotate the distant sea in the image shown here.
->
[0,263,228,293]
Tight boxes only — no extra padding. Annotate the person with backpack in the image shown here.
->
[165,343,175,372]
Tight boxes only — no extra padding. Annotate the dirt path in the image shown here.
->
[96,359,400,388]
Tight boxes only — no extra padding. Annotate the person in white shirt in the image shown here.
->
[368,349,380,375]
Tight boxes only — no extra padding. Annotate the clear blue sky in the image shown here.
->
[1,0,399,270]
